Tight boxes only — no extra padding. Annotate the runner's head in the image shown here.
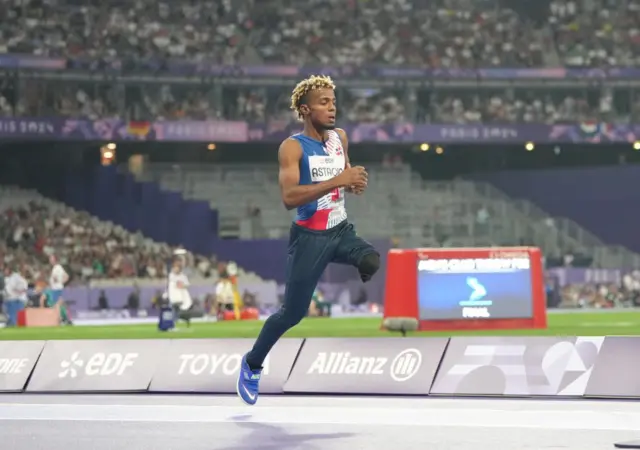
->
[290,75,337,131]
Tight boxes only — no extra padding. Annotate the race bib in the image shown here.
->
[308,155,344,182]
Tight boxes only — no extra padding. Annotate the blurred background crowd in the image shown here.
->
[0,199,223,284]
[3,77,640,124]
[0,0,640,123]
[2,0,637,67]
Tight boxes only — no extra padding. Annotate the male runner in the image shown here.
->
[236,75,380,405]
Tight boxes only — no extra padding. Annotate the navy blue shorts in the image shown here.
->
[245,220,378,367]
[284,220,377,306]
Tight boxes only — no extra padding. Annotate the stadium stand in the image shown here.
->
[141,163,640,269]
[556,277,640,308]
[1,0,638,124]
[0,186,264,286]
[0,0,546,67]
[549,0,640,67]
[2,0,634,69]
[3,80,628,124]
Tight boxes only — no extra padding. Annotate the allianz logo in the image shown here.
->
[306,349,422,382]
[177,354,271,376]
[58,352,139,378]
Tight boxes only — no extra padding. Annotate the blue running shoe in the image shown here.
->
[237,355,262,405]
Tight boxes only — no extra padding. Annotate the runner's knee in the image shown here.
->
[358,252,380,283]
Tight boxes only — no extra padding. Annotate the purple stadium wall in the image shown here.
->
[64,166,390,303]
[469,165,640,251]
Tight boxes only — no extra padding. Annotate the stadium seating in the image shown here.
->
[0,186,264,285]
[1,0,634,124]
[142,163,640,269]
[1,0,545,67]
[7,0,631,69]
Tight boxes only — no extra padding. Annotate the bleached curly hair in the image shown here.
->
[290,74,336,121]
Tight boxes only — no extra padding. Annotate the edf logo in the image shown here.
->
[58,352,139,378]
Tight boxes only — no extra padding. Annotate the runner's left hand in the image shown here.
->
[345,163,366,195]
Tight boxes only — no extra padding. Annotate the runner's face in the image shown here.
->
[308,88,336,130]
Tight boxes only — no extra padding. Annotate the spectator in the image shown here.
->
[98,290,110,310]
[127,285,140,311]
[3,265,28,327]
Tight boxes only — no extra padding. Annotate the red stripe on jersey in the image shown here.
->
[295,209,331,230]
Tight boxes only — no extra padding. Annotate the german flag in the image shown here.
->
[127,120,151,137]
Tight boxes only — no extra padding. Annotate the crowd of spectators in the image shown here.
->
[0,0,639,124]
[553,277,640,309]
[0,0,634,69]
[0,0,547,68]
[3,79,640,124]
[549,0,640,67]
[422,89,640,124]
[0,200,221,285]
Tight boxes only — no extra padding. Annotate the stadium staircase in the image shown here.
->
[141,163,640,268]
[0,185,266,285]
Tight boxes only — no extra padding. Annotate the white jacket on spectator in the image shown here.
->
[167,271,193,311]
[215,279,236,306]
[5,272,28,302]
[50,263,68,290]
